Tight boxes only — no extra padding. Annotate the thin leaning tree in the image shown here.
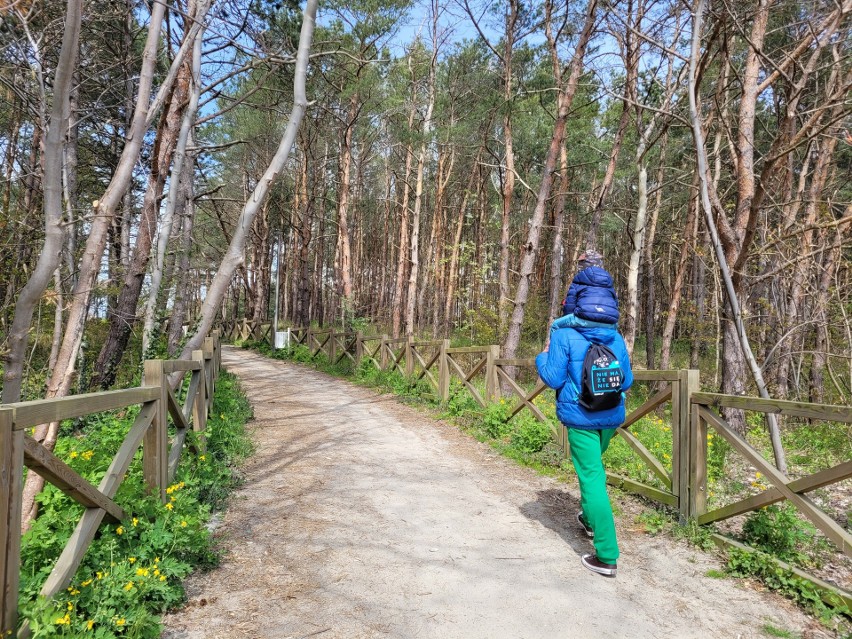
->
[179,0,319,359]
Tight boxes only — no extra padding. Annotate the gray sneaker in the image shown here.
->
[581,554,617,578]
[577,511,594,538]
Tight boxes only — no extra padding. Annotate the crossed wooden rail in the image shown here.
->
[0,332,222,634]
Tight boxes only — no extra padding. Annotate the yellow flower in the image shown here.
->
[136,567,149,577]
[159,575,166,582]
[69,588,80,596]
[116,618,126,627]
[86,620,95,630]
[116,526,124,535]
[69,451,78,459]
[220,414,225,419]
[755,471,762,479]
[81,579,92,587]
[154,557,160,563]
[128,557,136,564]
[67,601,74,610]
[96,571,104,580]
[154,569,160,576]
[55,614,71,625]
[165,503,173,511]
[170,496,176,503]
[123,582,134,591]
[81,450,94,461]
[180,520,188,528]
[132,517,138,526]
[199,455,206,461]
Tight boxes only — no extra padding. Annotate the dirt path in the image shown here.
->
[162,347,826,639]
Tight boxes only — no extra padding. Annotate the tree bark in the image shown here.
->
[2,0,81,403]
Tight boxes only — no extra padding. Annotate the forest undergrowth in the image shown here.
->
[18,372,253,638]
[241,338,851,631]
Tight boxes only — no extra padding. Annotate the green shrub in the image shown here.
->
[482,402,512,439]
[509,416,552,454]
[741,505,817,566]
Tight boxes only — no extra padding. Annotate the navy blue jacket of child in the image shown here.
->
[562,266,620,324]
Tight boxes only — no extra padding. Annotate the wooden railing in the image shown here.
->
[0,332,222,634]
[225,321,851,607]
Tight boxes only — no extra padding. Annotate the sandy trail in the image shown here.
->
[162,347,826,639]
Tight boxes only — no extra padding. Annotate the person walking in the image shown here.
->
[536,250,633,577]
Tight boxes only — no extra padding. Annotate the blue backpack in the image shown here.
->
[579,342,624,411]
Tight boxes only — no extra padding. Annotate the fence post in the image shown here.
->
[0,408,23,634]
[355,331,364,366]
[307,326,314,355]
[687,383,707,519]
[329,328,336,362]
[203,336,216,401]
[192,350,208,452]
[439,339,450,402]
[672,369,701,519]
[380,334,389,370]
[405,335,414,377]
[485,345,500,402]
[143,360,168,501]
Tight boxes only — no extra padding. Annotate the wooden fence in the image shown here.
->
[0,332,222,634]
[224,321,851,608]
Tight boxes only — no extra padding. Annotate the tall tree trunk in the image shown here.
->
[3,0,81,403]
[143,21,204,353]
[688,0,786,471]
[659,179,698,369]
[391,86,417,337]
[92,62,189,388]
[167,153,197,355]
[502,0,598,362]
[586,0,640,248]
[335,91,358,321]
[497,0,519,329]
[404,25,438,336]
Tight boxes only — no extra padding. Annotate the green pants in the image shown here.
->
[567,427,619,564]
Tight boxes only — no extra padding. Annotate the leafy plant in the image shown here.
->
[741,505,818,566]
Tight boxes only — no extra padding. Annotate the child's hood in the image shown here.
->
[573,266,614,288]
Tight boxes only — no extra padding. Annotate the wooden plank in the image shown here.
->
[615,427,673,491]
[494,358,536,367]
[22,437,124,523]
[166,387,189,431]
[693,392,852,424]
[39,402,155,600]
[632,370,681,382]
[182,369,201,422]
[167,429,188,484]
[410,340,443,348]
[698,460,852,525]
[496,369,548,423]
[445,354,487,407]
[0,409,22,635]
[688,399,708,517]
[9,386,160,430]
[161,360,201,374]
[710,533,852,610]
[699,407,852,557]
[622,385,672,430]
[606,473,678,507]
[192,352,208,452]
[446,345,492,354]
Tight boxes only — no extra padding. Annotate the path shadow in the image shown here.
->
[520,489,592,558]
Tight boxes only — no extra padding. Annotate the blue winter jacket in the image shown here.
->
[535,325,633,429]
[562,266,620,324]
